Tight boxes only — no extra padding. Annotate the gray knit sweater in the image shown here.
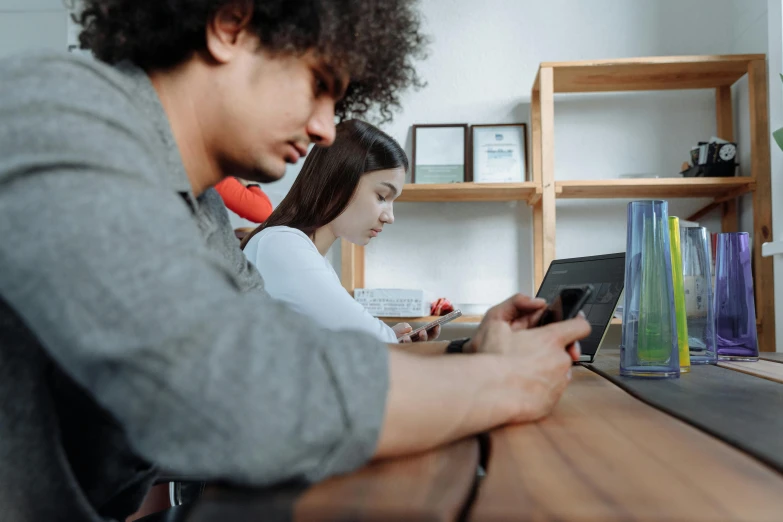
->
[0,51,388,522]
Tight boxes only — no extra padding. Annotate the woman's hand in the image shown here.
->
[393,323,413,342]
[393,322,442,343]
[410,324,441,342]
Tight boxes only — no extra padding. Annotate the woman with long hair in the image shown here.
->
[242,119,437,343]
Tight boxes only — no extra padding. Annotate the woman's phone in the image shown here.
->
[537,285,593,327]
[397,309,463,341]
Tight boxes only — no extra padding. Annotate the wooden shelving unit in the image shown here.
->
[341,54,774,352]
[531,54,774,351]
[396,182,540,203]
[555,177,755,200]
[537,55,757,93]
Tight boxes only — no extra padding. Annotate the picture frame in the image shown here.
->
[411,124,469,184]
[470,123,528,183]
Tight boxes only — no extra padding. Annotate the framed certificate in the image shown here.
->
[471,124,528,183]
[411,124,469,184]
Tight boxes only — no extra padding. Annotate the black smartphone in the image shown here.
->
[537,285,594,327]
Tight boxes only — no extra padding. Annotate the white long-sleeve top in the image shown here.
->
[244,226,398,343]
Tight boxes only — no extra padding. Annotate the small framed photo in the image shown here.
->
[411,124,469,184]
[471,124,528,183]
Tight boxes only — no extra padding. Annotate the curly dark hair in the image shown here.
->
[74,0,428,122]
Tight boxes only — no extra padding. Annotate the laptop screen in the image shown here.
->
[535,253,625,357]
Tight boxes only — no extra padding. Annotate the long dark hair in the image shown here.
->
[240,119,407,249]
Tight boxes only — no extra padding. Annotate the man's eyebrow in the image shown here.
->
[381,182,398,196]
[321,63,348,99]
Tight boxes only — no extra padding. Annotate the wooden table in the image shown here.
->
[760,352,783,364]
[470,366,783,521]
[142,353,783,522]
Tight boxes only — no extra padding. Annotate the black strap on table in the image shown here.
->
[586,349,783,474]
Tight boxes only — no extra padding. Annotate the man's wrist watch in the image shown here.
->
[446,337,471,354]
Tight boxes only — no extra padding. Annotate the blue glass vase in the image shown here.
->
[620,201,680,378]
[680,227,717,364]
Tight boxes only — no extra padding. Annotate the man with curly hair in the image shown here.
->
[0,1,589,521]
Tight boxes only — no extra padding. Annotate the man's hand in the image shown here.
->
[375,312,590,459]
[466,293,547,353]
[482,316,591,424]
[491,293,550,329]
[469,293,591,423]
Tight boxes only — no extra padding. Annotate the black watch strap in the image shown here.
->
[446,337,471,354]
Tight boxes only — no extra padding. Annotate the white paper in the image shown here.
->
[415,127,465,166]
[473,126,526,183]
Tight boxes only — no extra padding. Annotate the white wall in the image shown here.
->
[360,0,737,312]
[766,0,783,351]
[727,1,768,236]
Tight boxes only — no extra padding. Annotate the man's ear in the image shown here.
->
[205,0,254,64]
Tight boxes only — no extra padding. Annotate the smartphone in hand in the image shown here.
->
[537,285,593,327]
[397,309,463,341]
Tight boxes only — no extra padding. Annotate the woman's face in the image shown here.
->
[329,167,406,245]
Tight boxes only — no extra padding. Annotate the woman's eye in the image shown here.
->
[377,194,387,202]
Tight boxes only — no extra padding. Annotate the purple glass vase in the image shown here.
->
[714,232,758,361]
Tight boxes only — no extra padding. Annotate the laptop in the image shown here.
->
[535,253,625,363]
